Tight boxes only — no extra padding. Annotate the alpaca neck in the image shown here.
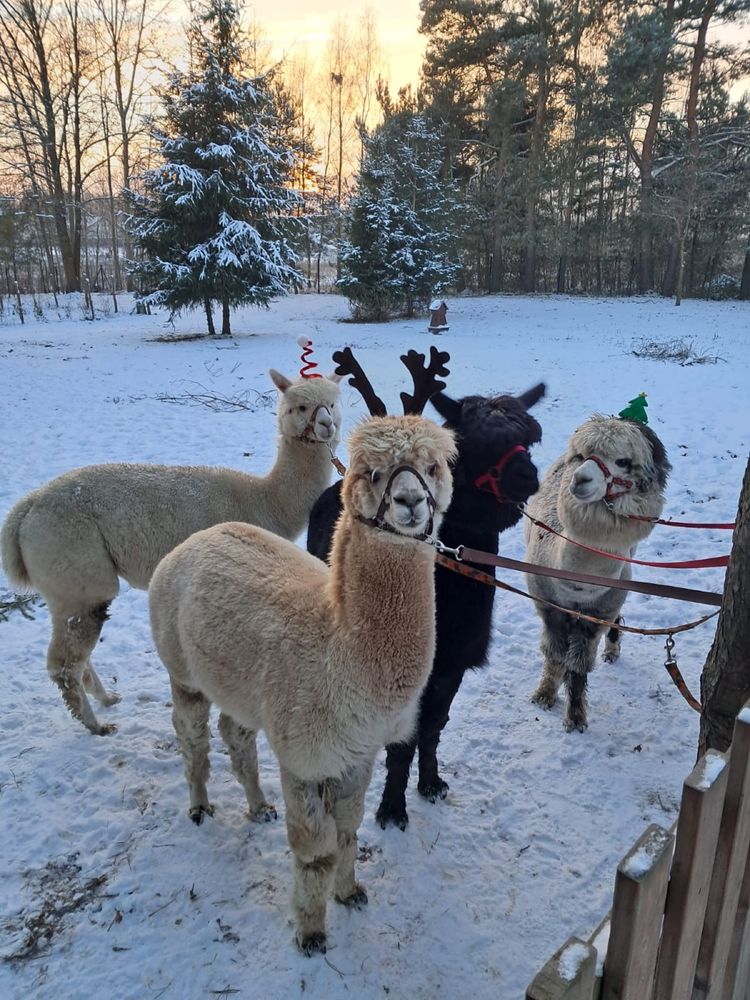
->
[327,514,437,709]
[256,436,335,538]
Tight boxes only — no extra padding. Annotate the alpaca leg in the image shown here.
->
[281,767,338,955]
[47,603,113,735]
[83,661,121,707]
[332,766,371,908]
[170,680,213,824]
[417,670,464,803]
[376,740,417,831]
[563,620,603,732]
[217,712,276,822]
[532,609,568,709]
[603,617,623,663]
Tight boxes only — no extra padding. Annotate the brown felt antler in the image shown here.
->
[399,347,450,415]
[332,347,387,417]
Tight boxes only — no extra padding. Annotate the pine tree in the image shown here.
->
[338,109,463,321]
[125,0,301,336]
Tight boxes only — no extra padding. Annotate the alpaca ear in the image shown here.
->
[518,383,546,409]
[429,391,462,426]
[327,371,343,384]
[269,369,293,393]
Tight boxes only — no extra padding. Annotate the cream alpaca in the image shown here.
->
[1,370,342,735]
[525,414,671,731]
[149,389,456,954]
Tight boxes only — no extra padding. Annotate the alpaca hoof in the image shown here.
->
[102,691,122,707]
[532,688,557,709]
[375,801,409,831]
[250,803,278,823]
[92,722,117,736]
[563,716,588,733]
[418,777,449,803]
[189,804,215,825]
[335,883,368,908]
[297,931,327,956]
[602,649,620,663]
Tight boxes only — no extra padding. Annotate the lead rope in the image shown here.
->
[432,544,710,713]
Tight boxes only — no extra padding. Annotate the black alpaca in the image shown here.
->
[307,384,545,829]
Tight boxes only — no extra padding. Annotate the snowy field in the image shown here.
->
[0,292,747,1000]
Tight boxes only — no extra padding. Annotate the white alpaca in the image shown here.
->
[148,356,457,954]
[525,415,671,731]
[1,370,342,735]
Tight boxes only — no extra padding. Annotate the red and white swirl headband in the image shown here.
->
[297,336,323,379]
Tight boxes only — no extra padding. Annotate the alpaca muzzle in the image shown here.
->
[301,405,337,443]
[570,456,634,503]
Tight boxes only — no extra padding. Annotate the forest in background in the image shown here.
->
[1,0,749,306]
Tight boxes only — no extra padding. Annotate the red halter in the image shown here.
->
[473,444,528,501]
[586,455,634,501]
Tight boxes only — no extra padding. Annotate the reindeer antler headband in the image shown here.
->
[332,346,450,416]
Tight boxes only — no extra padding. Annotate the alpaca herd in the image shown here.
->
[0,337,676,954]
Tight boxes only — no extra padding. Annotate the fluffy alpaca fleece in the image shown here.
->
[307,384,545,829]
[148,414,457,955]
[525,415,671,731]
[0,371,342,735]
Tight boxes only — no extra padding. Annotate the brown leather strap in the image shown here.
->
[454,546,723,608]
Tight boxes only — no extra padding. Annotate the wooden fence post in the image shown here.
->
[653,750,729,1000]
[601,824,674,1000]
[526,936,598,1000]
[693,702,750,999]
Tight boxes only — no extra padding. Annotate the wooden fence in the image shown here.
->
[526,698,750,1000]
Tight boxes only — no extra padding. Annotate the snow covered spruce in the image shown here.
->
[147,356,456,956]
[0,370,342,736]
[308,383,546,830]
[525,413,671,732]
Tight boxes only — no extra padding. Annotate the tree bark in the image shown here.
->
[698,455,750,758]
[221,296,231,337]
[204,297,216,337]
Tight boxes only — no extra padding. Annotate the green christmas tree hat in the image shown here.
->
[618,392,648,424]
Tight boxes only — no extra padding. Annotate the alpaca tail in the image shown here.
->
[1,493,34,588]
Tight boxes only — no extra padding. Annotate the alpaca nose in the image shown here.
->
[573,468,592,487]
[316,408,333,437]
[392,489,426,519]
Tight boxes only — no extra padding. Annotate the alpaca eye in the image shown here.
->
[370,470,381,484]
[427,463,438,477]
[615,459,631,469]
[572,453,583,463]
[299,405,308,413]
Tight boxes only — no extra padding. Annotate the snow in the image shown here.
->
[558,940,591,981]
[693,749,728,789]
[0,291,747,1000]
[620,826,673,879]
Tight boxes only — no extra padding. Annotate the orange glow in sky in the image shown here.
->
[254,0,426,91]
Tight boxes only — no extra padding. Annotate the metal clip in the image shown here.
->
[665,634,677,667]
[434,540,464,561]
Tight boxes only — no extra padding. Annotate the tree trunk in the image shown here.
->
[204,297,216,337]
[698,456,750,758]
[740,241,750,300]
[221,297,231,337]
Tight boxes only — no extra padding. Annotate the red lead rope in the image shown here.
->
[520,509,731,569]
[625,514,735,530]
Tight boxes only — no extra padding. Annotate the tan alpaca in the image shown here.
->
[148,409,457,955]
[0,370,342,735]
[525,415,671,731]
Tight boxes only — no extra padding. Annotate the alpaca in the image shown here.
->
[525,414,671,731]
[0,369,342,735]
[308,383,545,829]
[147,349,457,954]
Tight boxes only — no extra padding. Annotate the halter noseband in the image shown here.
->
[300,403,333,442]
[356,464,438,542]
[586,455,634,501]
[473,444,528,501]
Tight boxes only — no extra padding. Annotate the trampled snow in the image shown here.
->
[0,291,747,999]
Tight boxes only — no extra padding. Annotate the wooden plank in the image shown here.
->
[653,749,730,1000]
[693,703,750,1000]
[526,935,597,1000]
[727,833,750,1000]
[587,912,611,1000]
[600,823,674,1000]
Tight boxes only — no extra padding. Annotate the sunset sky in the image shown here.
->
[255,0,426,91]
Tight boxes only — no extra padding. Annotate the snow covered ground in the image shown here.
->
[0,292,747,1000]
